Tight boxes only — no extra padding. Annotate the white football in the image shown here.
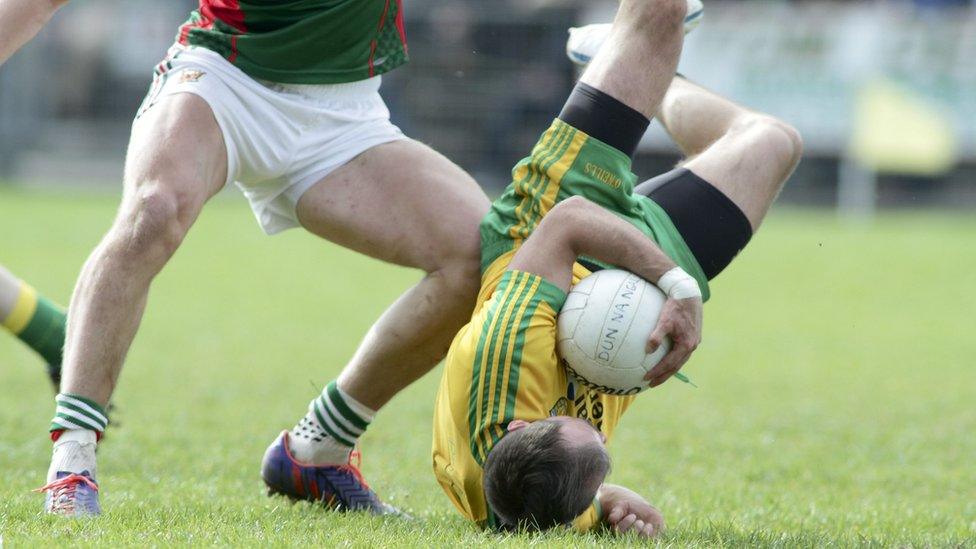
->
[557,269,670,396]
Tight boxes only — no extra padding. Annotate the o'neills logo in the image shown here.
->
[584,163,622,189]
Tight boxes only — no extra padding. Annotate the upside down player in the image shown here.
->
[432,0,802,537]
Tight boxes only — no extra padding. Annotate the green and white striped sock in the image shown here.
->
[50,393,109,433]
[290,381,375,465]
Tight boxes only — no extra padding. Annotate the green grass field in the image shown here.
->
[1,188,974,547]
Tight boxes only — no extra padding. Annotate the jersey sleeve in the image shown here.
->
[467,270,567,465]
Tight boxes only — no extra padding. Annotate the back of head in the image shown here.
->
[483,420,610,530]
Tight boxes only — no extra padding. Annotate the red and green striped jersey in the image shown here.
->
[177,0,408,84]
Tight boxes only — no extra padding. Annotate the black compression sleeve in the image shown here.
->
[557,82,650,159]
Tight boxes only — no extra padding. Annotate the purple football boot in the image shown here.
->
[262,431,405,516]
[35,471,101,517]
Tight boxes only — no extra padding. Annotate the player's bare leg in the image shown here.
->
[296,140,489,409]
[39,94,227,516]
[0,0,69,66]
[651,77,803,229]
[261,140,488,515]
[60,94,227,404]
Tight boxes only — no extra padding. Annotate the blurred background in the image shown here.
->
[0,0,974,218]
[2,3,974,543]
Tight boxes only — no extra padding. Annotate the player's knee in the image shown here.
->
[439,253,482,303]
[115,186,192,262]
[431,213,482,287]
[763,117,804,171]
[734,115,804,177]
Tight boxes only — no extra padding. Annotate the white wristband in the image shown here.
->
[657,267,702,300]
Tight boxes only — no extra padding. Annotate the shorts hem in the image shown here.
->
[275,132,409,232]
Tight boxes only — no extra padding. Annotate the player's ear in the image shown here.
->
[506,420,530,432]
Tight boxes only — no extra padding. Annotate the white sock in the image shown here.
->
[288,381,376,466]
[47,429,98,483]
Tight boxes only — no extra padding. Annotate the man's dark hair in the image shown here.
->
[483,420,610,531]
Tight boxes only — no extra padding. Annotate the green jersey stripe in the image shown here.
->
[472,271,531,462]
[512,125,574,242]
[485,273,537,445]
[511,125,574,246]
[525,126,579,237]
[467,275,510,462]
[499,281,549,438]
[477,271,527,444]
[475,271,531,457]
[509,125,568,243]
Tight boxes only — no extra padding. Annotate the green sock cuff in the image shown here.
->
[51,392,109,433]
[18,295,66,366]
[308,381,373,448]
[326,381,370,431]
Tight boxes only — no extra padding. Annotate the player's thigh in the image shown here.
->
[121,92,227,230]
[680,115,801,230]
[295,139,490,271]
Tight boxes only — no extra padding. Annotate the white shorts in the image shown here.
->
[137,45,406,235]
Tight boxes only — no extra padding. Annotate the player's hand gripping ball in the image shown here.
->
[557,270,669,395]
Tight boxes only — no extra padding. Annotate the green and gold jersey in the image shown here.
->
[432,258,628,532]
[432,119,709,532]
[177,0,408,84]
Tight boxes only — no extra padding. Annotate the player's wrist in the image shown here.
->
[657,267,701,300]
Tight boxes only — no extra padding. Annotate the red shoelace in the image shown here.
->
[34,474,98,514]
[340,447,370,490]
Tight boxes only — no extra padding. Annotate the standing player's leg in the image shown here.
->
[60,94,227,404]
[39,94,227,516]
[635,77,803,279]
[264,139,489,469]
[0,264,66,389]
[261,139,488,516]
[295,140,488,410]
